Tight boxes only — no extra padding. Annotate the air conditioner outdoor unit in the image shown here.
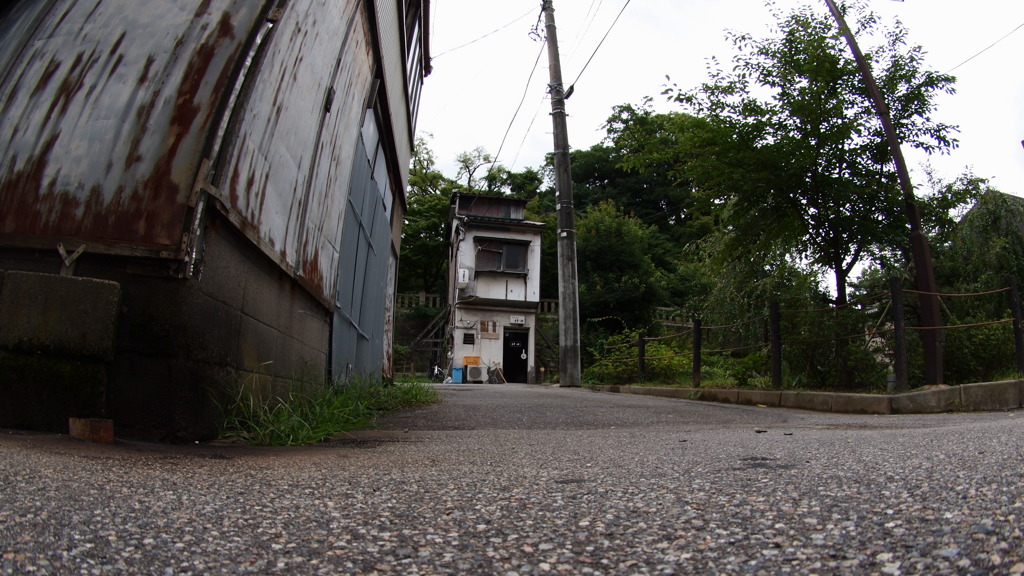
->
[456,268,470,289]
[467,365,484,382]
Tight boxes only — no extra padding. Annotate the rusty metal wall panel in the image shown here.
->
[301,5,376,301]
[382,247,397,378]
[219,0,375,304]
[0,0,265,252]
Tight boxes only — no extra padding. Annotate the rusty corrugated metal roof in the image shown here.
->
[0,0,264,255]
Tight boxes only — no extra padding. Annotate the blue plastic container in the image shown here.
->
[451,367,463,383]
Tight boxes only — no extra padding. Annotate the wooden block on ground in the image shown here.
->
[68,418,114,444]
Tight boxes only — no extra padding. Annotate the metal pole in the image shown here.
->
[543,0,582,387]
[823,0,943,385]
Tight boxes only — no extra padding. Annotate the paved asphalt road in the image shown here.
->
[1,383,1022,575]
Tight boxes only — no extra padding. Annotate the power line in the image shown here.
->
[432,7,536,59]
[510,94,549,169]
[568,0,604,63]
[945,19,1024,74]
[566,0,632,96]
[490,41,547,176]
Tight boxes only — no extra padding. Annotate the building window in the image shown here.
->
[463,332,475,345]
[475,239,528,273]
[480,320,499,339]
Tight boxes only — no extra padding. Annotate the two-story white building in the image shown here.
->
[446,194,545,384]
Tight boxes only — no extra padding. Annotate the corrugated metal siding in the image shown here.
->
[0,0,265,252]
[218,0,375,305]
[374,0,412,192]
[383,249,397,378]
[333,147,386,378]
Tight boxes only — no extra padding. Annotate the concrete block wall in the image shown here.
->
[0,214,332,440]
[0,271,121,432]
[103,217,332,440]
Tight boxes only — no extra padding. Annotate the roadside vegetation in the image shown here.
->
[400,2,1023,392]
[218,376,439,446]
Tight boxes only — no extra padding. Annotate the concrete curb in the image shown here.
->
[592,380,1024,414]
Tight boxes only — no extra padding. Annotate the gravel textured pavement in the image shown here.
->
[1,383,1023,575]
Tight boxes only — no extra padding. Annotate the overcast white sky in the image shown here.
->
[417,0,1024,196]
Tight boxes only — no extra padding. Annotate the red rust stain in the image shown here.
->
[228,161,241,208]
[1,5,254,249]
[244,166,256,216]
[104,31,126,80]
[256,170,270,227]
[51,2,73,31]
[31,58,63,99]
[0,133,60,235]
[299,239,325,297]
[116,9,241,247]
[107,31,125,59]
[107,53,123,80]
[124,87,157,171]
[1,68,25,116]
[44,50,100,122]
[82,0,102,24]
[300,252,325,300]
[195,0,214,20]
[136,54,155,87]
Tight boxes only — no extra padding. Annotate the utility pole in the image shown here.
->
[823,0,943,385]
[542,0,582,387]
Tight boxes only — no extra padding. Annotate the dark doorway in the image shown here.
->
[502,329,529,383]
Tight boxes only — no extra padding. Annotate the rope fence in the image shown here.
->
[594,277,1024,391]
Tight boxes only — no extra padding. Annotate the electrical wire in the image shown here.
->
[482,0,629,174]
[510,94,550,169]
[566,0,632,95]
[432,7,537,59]
[568,0,604,63]
[489,41,547,176]
[944,19,1024,74]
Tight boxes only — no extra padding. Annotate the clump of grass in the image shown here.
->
[219,375,439,446]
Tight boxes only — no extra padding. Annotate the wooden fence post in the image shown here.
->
[1008,277,1024,375]
[890,278,908,393]
[769,301,782,389]
[692,318,702,388]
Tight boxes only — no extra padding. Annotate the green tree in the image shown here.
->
[399,137,457,294]
[933,188,1023,384]
[918,169,989,255]
[947,189,1024,293]
[454,147,493,194]
[666,1,957,305]
[601,101,717,247]
[576,201,667,330]
[483,164,543,199]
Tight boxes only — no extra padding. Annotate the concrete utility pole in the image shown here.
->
[542,0,582,388]
[823,0,943,385]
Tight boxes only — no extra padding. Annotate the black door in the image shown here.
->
[502,329,529,383]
